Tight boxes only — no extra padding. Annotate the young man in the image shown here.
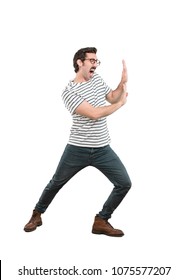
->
[24,47,132,237]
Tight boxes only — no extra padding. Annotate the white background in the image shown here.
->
[0,0,188,279]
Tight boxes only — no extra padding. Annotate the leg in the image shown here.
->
[35,144,88,213]
[92,145,131,220]
[24,144,89,232]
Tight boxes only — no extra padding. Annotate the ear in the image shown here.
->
[77,59,83,67]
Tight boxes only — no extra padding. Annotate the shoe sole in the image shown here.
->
[24,223,42,232]
[92,230,124,237]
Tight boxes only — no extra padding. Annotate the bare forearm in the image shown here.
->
[75,97,126,120]
[91,101,123,120]
[110,83,125,103]
[107,82,127,104]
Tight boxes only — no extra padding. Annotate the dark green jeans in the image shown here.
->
[35,144,131,219]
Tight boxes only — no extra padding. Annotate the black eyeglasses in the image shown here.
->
[84,58,101,65]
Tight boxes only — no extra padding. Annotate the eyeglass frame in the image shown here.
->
[84,58,101,65]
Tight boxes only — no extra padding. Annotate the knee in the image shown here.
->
[122,175,132,188]
[127,179,132,189]
[122,179,132,193]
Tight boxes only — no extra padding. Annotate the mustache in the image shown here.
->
[90,67,96,71]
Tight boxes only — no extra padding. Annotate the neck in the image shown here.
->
[73,75,85,83]
[73,71,90,83]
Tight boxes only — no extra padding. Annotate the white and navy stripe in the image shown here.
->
[61,73,111,147]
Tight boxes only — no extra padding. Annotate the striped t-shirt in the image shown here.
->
[61,73,112,147]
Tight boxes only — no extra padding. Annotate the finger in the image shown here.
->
[122,59,126,69]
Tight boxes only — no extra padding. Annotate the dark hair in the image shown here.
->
[73,47,97,73]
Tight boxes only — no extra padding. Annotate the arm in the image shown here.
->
[75,92,128,120]
[106,59,128,104]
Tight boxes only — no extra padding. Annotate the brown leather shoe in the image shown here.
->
[92,215,124,237]
[24,210,42,232]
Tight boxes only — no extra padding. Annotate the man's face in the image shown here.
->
[78,52,100,81]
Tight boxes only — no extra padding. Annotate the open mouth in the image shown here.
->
[89,67,96,74]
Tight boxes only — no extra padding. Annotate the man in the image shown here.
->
[24,47,132,237]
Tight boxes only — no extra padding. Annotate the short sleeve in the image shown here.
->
[62,89,84,115]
